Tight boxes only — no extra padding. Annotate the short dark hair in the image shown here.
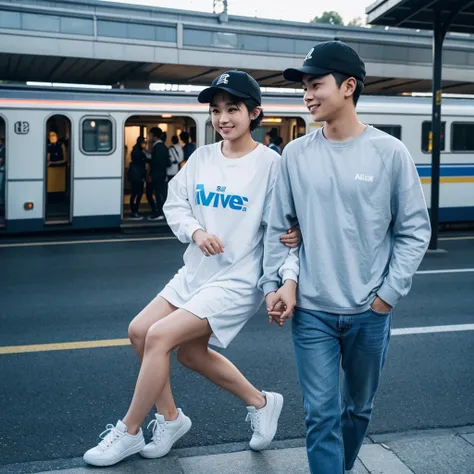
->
[180,131,189,142]
[272,136,283,146]
[332,72,364,105]
[210,93,263,132]
[149,127,162,140]
[172,135,179,145]
[266,128,278,139]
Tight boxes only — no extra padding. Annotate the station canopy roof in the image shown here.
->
[366,0,474,34]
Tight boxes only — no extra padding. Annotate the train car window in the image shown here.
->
[422,121,445,152]
[451,122,474,152]
[82,118,114,154]
[371,125,402,140]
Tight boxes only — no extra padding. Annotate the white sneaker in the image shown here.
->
[246,391,284,451]
[83,420,145,467]
[140,409,192,459]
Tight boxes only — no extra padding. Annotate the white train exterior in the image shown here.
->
[0,85,473,234]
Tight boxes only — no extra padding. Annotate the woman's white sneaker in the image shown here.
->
[140,409,192,459]
[246,391,284,451]
[83,420,145,467]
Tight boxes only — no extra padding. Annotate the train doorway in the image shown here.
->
[123,115,196,221]
[45,115,72,224]
[0,116,5,226]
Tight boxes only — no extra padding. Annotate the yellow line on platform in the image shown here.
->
[3,322,474,356]
[0,338,131,355]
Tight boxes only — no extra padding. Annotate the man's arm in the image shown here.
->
[258,151,298,296]
[377,143,431,308]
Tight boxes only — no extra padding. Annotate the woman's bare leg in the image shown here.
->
[128,296,178,420]
[177,335,265,408]
[123,310,213,434]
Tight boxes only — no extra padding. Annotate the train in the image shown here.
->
[0,84,473,234]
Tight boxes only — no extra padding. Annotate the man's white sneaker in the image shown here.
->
[83,420,145,467]
[246,391,284,451]
[140,409,192,459]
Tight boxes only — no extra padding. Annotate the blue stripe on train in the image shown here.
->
[416,165,474,178]
[438,206,474,223]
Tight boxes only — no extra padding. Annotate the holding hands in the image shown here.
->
[266,224,300,326]
[266,280,297,327]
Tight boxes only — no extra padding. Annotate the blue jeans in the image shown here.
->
[292,307,391,474]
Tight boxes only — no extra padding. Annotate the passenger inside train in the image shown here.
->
[46,129,70,221]
[123,115,197,221]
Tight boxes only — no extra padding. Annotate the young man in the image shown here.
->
[260,41,431,474]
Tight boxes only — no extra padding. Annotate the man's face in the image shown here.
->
[302,74,348,122]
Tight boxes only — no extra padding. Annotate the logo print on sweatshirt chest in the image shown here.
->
[195,184,248,211]
[354,173,375,182]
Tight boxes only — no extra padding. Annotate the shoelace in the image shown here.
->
[98,424,123,451]
[147,418,165,444]
[245,411,261,433]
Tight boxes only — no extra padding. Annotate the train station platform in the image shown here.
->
[1,232,474,473]
[1,0,474,93]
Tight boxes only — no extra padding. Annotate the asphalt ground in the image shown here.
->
[0,232,473,468]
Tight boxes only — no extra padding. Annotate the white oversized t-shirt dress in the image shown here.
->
[159,142,299,348]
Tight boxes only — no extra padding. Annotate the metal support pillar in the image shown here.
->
[428,8,448,250]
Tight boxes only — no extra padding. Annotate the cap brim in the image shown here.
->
[283,66,332,83]
[197,86,253,104]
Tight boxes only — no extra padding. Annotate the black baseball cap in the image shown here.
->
[198,70,261,105]
[283,41,366,83]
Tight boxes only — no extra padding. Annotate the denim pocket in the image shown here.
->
[369,306,391,317]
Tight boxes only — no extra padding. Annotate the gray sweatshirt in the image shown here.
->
[260,126,431,314]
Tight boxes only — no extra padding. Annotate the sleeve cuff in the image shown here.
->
[262,282,279,296]
[185,223,204,242]
[377,282,402,308]
[281,270,298,284]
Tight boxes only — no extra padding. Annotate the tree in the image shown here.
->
[311,11,344,25]
[348,16,365,27]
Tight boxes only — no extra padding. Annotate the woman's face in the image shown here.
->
[49,132,58,144]
[210,92,260,142]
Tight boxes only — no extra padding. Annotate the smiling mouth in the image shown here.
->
[308,104,320,113]
[220,127,234,132]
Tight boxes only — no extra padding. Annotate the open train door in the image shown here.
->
[45,115,72,224]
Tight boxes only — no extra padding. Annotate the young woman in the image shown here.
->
[83,70,300,467]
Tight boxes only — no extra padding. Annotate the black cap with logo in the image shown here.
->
[198,70,261,105]
[283,41,366,83]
